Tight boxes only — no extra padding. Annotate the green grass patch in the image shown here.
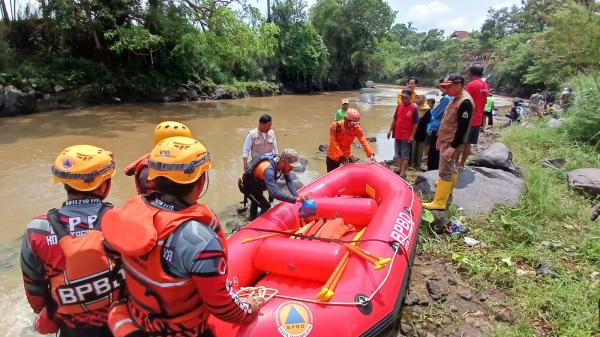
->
[418,122,600,336]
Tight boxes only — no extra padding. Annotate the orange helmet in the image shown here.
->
[153,121,192,145]
[345,108,360,122]
[52,145,116,191]
[147,136,211,184]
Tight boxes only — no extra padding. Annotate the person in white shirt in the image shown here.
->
[242,114,279,169]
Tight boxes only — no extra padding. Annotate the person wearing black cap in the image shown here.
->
[423,74,474,210]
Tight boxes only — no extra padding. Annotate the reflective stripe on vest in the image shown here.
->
[103,195,224,333]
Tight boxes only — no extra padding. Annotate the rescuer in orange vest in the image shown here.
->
[102,136,259,337]
[326,108,375,172]
[20,144,123,337]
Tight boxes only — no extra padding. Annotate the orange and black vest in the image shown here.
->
[46,204,124,315]
[102,196,225,334]
[241,154,278,185]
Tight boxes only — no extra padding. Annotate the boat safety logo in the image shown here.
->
[275,301,313,337]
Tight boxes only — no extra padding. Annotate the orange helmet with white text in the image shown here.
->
[147,136,211,184]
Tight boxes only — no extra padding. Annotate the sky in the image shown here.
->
[254,0,523,35]
[10,0,523,34]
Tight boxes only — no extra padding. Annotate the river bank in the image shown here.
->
[0,80,283,117]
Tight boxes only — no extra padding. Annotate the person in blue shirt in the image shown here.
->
[426,80,453,170]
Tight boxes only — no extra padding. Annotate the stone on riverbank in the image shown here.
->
[0,85,35,117]
[414,167,525,215]
[567,168,600,197]
[471,142,521,177]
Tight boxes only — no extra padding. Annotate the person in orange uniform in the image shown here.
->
[102,136,259,337]
[326,108,376,172]
[20,145,123,337]
[124,121,192,194]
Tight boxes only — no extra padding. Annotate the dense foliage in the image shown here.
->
[0,0,598,100]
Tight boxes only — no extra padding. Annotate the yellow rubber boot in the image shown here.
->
[422,180,453,210]
[450,172,459,190]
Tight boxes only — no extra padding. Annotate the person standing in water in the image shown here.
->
[21,145,123,337]
[327,108,375,172]
[238,149,306,220]
[334,99,350,121]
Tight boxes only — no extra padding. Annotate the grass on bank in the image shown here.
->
[418,122,600,336]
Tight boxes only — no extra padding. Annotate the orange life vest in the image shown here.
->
[101,195,225,335]
[47,205,124,315]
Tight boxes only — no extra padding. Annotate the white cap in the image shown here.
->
[342,99,349,104]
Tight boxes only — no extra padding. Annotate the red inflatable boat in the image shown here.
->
[209,163,421,337]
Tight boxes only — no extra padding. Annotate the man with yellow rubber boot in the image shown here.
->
[102,136,259,337]
[20,145,123,337]
[124,121,193,194]
[423,74,474,210]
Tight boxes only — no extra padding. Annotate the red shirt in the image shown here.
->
[465,79,489,127]
[393,104,418,140]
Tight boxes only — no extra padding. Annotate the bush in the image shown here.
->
[563,73,600,149]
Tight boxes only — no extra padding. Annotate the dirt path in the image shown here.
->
[388,252,512,337]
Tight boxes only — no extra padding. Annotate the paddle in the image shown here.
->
[317,228,366,301]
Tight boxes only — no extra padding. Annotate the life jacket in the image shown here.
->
[47,203,124,315]
[101,195,224,335]
[393,104,417,140]
[241,154,278,186]
[124,153,156,194]
[248,128,276,159]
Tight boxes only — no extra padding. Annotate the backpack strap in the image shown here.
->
[95,202,114,231]
[47,209,69,239]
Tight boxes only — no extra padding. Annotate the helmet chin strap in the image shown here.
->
[198,172,210,201]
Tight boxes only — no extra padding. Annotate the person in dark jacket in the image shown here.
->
[411,95,432,171]
[238,148,305,220]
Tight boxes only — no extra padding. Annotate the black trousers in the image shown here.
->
[58,325,113,337]
[427,132,440,171]
[238,179,271,220]
[326,157,342,173]
[484,110,493,126]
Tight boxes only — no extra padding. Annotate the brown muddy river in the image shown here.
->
[0,85,512,336]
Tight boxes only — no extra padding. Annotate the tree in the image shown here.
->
[272,0,328,88]
[524,1,600,87]
[310,0,395,88]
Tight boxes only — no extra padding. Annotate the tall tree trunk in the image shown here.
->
[0,0,9,24]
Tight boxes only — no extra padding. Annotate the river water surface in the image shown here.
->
[0,85,512,336]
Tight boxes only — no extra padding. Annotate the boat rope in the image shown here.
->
[236,286,278,306]
[237,226,396,246]
[240,181,417,307]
